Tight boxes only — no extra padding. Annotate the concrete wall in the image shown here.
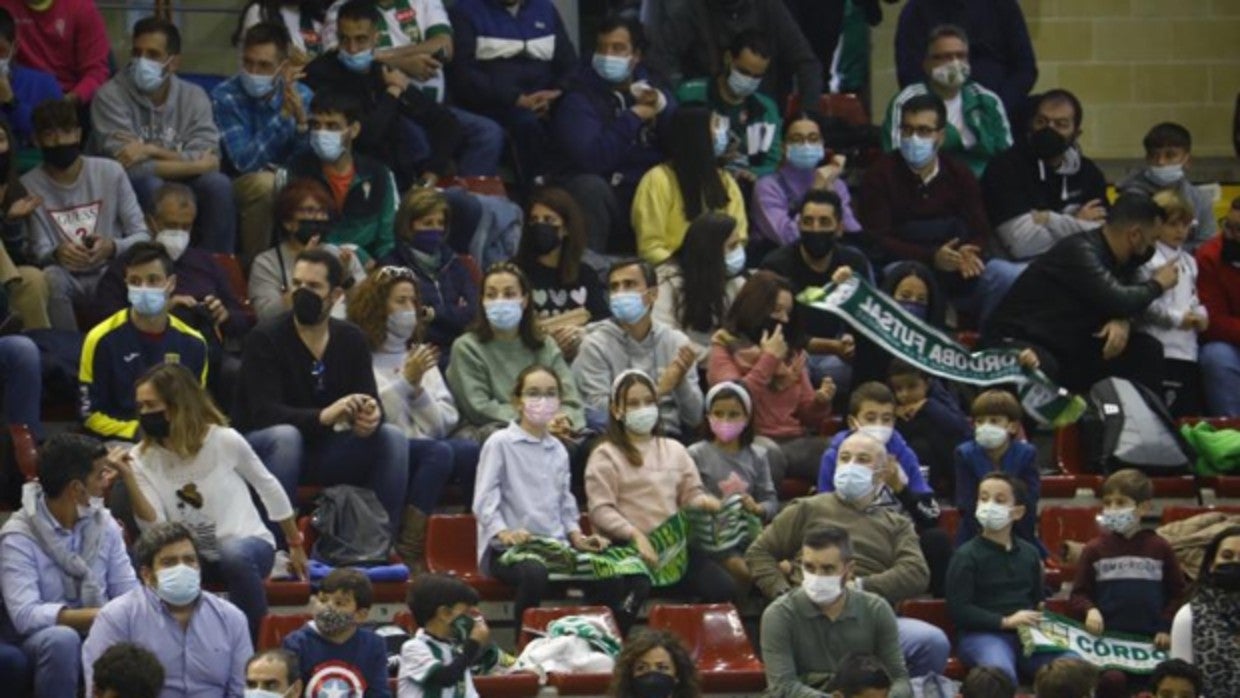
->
[870,0,1239,159]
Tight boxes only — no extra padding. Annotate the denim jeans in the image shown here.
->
[957,630,1078,684]
[0,641,29,695]
[245,424,409,535]
[1200,341,1240,416]
[203,536,275,641]
[0,336,43,440]
[406,108,504,178]
[405,438,481,512]
[20,625,78,698]
[897,617,951,677]
[130,171,238,253]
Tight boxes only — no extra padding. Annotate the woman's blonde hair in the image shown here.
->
[347,266,424,350]
[394,187,449,243]
[136,363,227,459]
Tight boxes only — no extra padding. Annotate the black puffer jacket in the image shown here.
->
[983,228,1163,356]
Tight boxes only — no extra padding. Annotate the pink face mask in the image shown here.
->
[709,417,746,443]
[522,397,561,426]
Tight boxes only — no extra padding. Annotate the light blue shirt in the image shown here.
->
[472,422,581,573]
[82,587,251,698]
[0,501,138,638]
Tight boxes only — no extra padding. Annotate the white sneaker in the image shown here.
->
[270,550,292,580]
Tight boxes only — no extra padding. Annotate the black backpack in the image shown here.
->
[311,485,392,567]
[1079,378,1196,479]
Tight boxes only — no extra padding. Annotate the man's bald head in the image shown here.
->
[837,432,886,469]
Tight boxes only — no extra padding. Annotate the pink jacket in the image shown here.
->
[706,341,829,439]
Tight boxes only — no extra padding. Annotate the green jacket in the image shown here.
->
[287,151,398,265]
[676,78,783,178]
[445,332,585,429]
[882,80,1012,177]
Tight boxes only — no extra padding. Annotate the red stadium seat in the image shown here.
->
[518,606,619,694]
[426,514,514,600]
[1054,424,1087,474]
[9,424,38,481]
[777,477,815,501]
[939,507,960,541]
[784,93,870,126]
[210,253,257,323]
[1216,477,1240,497]
[1039,506,1101,581]
[258,613,311,650]
[646,604,765,693]
[1041,475,1103,498]
[473,674,542,698]
[896,600,966,680]
[459,254,483,286]
[955,331,980,350]
[1160,505,1240,524]
[1149,476,1200,499]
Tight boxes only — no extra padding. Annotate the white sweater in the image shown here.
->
[130,426,293,549]
[373,344,459,440]
[1138,241,1207,362]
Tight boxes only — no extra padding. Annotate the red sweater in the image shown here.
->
[1197,235,1240,346]
[0,0,110,102]
[1067,529,1186,636]
[706,343,829,439]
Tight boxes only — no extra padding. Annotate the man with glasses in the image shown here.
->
[746,432,949,682]
[89,17,236,254]
[882,24,1011,178]
[1197,196,1240,416]
[235,248,409,542]
[860,92,991,302]
[212,22,315,266]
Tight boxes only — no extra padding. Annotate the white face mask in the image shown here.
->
[857,424,893,445]
[975,501,1013,532]
[974,423,1009,450]
[155,228,191,261]
[801,570,844,605]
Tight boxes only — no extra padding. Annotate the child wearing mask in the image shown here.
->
[1137,189,1209,417]
[283,569,390,696]
[947,473,1078,685]
[688,381,778,590]
[1119,122,1214,250]
[1068,469,1186,698]
[398,574,496,698]
[817,381,948,596]
[887,360,972,499]
[954,390,1044,554]
[472,365,637,630]
[586,370,737,606]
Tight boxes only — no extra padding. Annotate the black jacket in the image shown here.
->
[981,140,1108,226]
[304,51,462,189]
[983,229,1163,356]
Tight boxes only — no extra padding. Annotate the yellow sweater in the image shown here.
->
[631,163,748,265]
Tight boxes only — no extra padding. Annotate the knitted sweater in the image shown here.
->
[445,332,583,429]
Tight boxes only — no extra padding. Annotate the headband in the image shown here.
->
[705,381,752,415]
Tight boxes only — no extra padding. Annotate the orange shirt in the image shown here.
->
[323,163,356,213]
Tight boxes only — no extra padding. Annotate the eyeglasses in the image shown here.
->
[311,360,326,393]
[898,125,942,138]
[376,266,416,282]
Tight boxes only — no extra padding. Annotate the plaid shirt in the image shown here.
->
[211,74,313,174]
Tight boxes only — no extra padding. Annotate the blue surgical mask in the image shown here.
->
[240,70,278,99]
[128,285,167,316]
[154,564,201,606]
[833,462,875,501]
[1148,163,1184,186]
[975,501,1013,532]
[245,690,290,698]
[974,423,1009,450]
[1099,507,1137,534]
[484,298,524,331]
[338,47,374,73]
[609,291,648,325]
[592,53,632,83]
[130,56,169,94]
[787,143,824,171]
[899,134,937,168]
[724,246,746,277]
[726,68,762,99]
[310,129,345,163]
[712,123,729,158]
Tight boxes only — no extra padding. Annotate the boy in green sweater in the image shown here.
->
[946,472,1078,685]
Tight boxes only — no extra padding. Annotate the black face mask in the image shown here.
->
[42,144,81,171]
[292,287,327,325]
[800,231,835,260]
[1029,127,1069,161]
[631,673,676,698]
[526,222,563,256]
[1221,238,1240,266]
[1211,562,1240,592]
[140,411,171,440]
[293,220,331,246]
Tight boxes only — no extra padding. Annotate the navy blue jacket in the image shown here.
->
[283,624,391,698]
[379,241,478,360]
[549,62,675,185]
[448,0,578,113]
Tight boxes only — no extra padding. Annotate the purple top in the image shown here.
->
[751,164,861,245]
[82,586,251,698]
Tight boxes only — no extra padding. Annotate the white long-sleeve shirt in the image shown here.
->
[130,425,293,549]
[373,345,459,440]
[1138,241,1207,362]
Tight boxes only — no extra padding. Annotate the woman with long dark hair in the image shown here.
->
[652,211,747,353]
[707,270,835,487]
[514,187,609,361]
[632,106,747,265]
[1170,525,1240,696]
